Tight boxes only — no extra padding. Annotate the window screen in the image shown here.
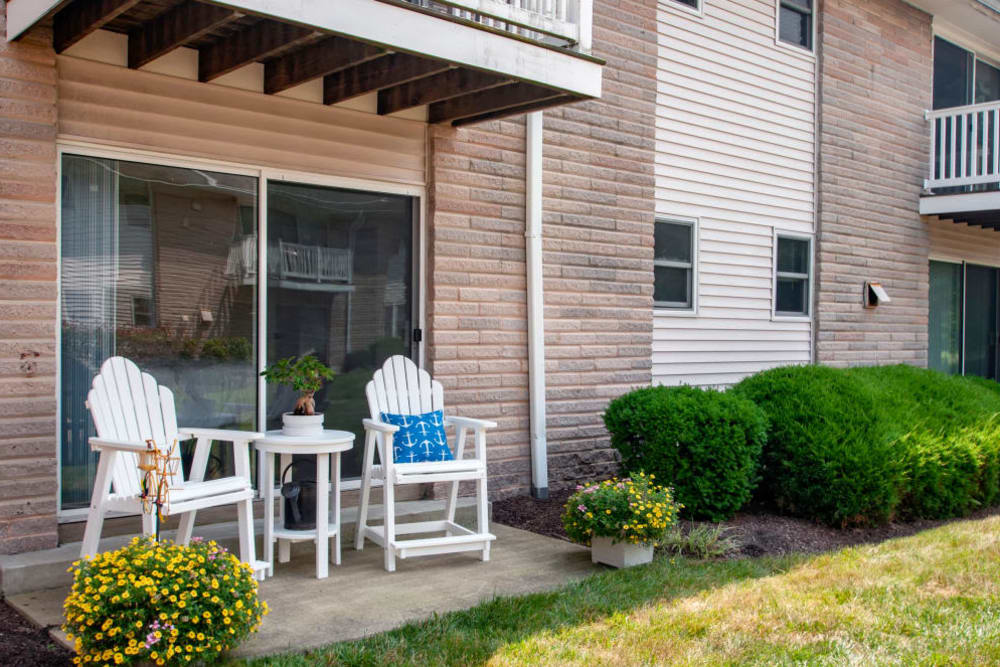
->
[778,0,812,50]
[775,236,810,316]
[654,220,695,309]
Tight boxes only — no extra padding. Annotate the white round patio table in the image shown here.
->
[255,430,354,579]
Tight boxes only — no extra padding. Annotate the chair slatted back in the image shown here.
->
[366,357,444,464]
[87,357,182,497]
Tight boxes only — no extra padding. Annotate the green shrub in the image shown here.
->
[604,385,767,522]
[731,365,902,527]
[848,365,1000,518]
[897,429,980,519]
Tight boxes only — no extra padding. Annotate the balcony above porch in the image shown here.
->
[7,0,602,126]
[921,100,1000,227]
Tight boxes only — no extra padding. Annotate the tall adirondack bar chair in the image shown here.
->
[356,356,497,572]
[83,357,266,577]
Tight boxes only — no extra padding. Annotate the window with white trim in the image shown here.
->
[774,235,811,316]
[668,0,700,10]
[778,0,813,51]
[654,219,695,309]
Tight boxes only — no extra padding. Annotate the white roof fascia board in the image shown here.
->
[7,0,62,41]
[920,192,1000,216]
[209,0,602,98]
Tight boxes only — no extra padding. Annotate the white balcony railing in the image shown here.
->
[926,101,1000,190]
[225,237,353,284]
[400,0,592,50]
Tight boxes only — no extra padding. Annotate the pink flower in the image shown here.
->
[578,504,587,513]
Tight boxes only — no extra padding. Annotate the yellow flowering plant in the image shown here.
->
[561,472,680,546]
[62,537,268,666]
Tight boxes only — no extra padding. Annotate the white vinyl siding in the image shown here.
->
[56,45,426,186]
[654,0,816,387]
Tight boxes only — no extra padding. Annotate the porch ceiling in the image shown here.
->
[941,209,1000,231]
[13,0,598,126]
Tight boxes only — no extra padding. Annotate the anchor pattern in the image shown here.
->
[381,409,453,463]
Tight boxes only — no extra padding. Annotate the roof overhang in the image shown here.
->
[7,0,603,125]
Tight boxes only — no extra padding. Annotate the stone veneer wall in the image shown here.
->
[427,0,657,498]
[0,5,59,554]
[814,0,933,367]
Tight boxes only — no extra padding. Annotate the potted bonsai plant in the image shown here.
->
[261,355,335,436]
[561,472,679,568]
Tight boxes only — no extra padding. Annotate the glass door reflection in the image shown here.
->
[266,181,415,478]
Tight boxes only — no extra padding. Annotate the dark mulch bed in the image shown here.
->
[0,600,72,667]
[493,488,1000,558]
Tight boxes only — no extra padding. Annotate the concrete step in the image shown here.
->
[0,499,482,596]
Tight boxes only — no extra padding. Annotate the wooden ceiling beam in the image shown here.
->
[265,36,385,95]
[451,94,580,126]
[129,0,239,70]
[377,68,511,116]
[428,82,564,124]
[199,20,314,82]
[323,53,450,106]
[54,0,143,53]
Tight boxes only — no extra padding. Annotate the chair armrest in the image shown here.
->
[445,416,498,430]
[89,437,149,453]
[177,428,264,443]
[362,418,399,434]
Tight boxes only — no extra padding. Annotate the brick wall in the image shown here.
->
[0,5,60,554]
[427,0,657,497]
[815,0,933,366]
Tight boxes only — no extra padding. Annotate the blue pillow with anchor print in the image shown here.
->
[380,409,453,463]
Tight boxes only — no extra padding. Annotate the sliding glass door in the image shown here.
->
[965,264,1000,381]
[59,153,419,510]
[928,260,963,375]
[266,181,415,478]
[929,260,1000,381]
[60,155,259,509]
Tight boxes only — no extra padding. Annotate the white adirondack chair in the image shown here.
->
[82,357,265,577]
[356,356,497,572]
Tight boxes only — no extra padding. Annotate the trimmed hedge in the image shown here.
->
[730,365,903,527]
[603,364,1000,528]
[731,364,1000,526]
[604,385,767,522]
[848,365,1000,519]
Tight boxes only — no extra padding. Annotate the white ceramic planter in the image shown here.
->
[590,536,654,569]
[281,412,324,436]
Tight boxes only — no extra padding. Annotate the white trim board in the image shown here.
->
[920,192,1000,216]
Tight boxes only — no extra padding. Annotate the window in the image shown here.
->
[131,296,154,327]
[774,234,811,317]
[933,36,1000,109]
[654,219,696,309]
[667,0,699,9]
[778,0,812,50]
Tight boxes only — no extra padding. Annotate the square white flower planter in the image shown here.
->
[590,536,655,568]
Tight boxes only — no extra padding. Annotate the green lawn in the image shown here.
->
[239,516,1000,666]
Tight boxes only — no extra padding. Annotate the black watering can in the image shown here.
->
[281,460,316,531]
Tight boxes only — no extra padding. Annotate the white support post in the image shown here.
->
[576,0,593,53]
[526,111,549,500]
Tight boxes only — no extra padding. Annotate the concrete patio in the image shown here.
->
[6,518,596,660]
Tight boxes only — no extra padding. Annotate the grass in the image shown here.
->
[238,515,1000,666]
